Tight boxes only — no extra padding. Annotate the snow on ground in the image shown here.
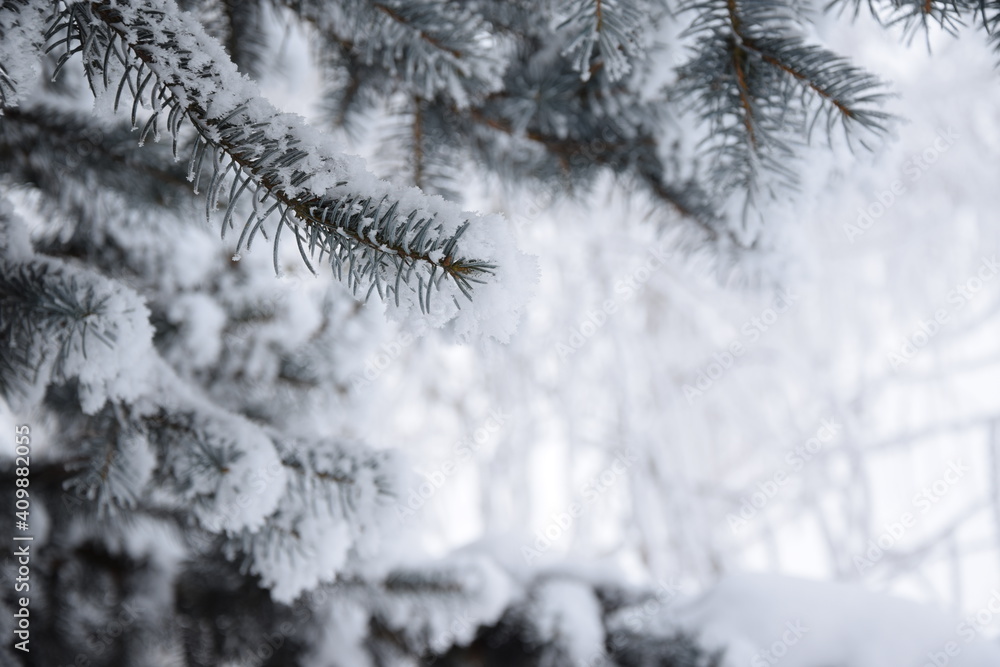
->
[672,574,1000,667]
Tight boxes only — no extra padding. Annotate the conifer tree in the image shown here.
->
[1,0,996,665]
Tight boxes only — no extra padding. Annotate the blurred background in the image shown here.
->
[5,1,1000,660]
[247,7,1000,623]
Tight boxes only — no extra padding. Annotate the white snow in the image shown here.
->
[0,1,48,108]
[528,578,607,665]
[0,198,33,260]
[672,574,1000,667]
[232,439,402,603]
[165,292,228,370]
[148,363,289,534]
[376,554,513,652]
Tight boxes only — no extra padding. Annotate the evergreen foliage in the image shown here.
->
[0,0,994,665]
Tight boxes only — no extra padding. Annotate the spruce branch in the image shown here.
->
[675,0,889,199]
[0,0,51,109]
[300,2,726,241]
[460,96,726,240]
[982,0,1000,56]
[741,35,890,143]
[372,96,464,200]
[829,0,975,39]
[0,105,193,208]
[318,40,382,137]
[219,0,268,77]
[372,1,462,59]
[555,0,652,81]
[0,253,149,409]
[61,403,154,515]
[277,0,505,106]
[227,436,400,602]
[327,556,511,655]
[47,0,508,316]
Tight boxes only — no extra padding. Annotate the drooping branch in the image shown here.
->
[674,0,888,198]
[43,0,532,335]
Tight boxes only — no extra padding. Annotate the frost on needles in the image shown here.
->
[44,0,536,342]
[3,0,982,664]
